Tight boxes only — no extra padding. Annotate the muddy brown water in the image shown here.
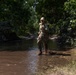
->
[0,39,72,75]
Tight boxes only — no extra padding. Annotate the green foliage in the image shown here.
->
[0,0,36,35]
[64,0,76,24]
[64,0,76,15]
[0,0,76,39]
[55,0,76,47]
[36,0,67,23]
[35,0,68,35]
[64,0,76,34]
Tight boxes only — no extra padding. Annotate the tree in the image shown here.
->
[35,0,67,35]
[64,0,76,25]
[56,0,76,47]
[63,0,76,46]
[0,0,36,35]
[36,0,67,23]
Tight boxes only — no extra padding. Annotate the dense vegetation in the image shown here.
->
[0,0,76,40]
[0,0,36,35]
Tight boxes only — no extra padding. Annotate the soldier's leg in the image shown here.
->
[38,41,42,55]
[44,41,48,54]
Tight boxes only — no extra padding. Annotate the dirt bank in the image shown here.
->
[36,47,76,75]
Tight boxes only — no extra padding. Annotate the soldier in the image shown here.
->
[37,17,49,55]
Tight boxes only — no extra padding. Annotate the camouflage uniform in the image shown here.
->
[37,23,49,54]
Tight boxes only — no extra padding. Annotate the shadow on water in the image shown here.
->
[0,39,37,51]
[49,51,71,56]
[0,38,72,52]
[48,39,73,51]
[48,40,71,56]
[0,38,72,57]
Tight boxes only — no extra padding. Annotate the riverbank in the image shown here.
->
[36,47,76,75]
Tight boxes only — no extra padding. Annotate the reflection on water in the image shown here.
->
[48,40,58,50]
[0,39,70,75]
[0,39,37,51]
[0,39,59,51]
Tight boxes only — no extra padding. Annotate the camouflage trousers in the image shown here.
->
[37,32,49,51]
